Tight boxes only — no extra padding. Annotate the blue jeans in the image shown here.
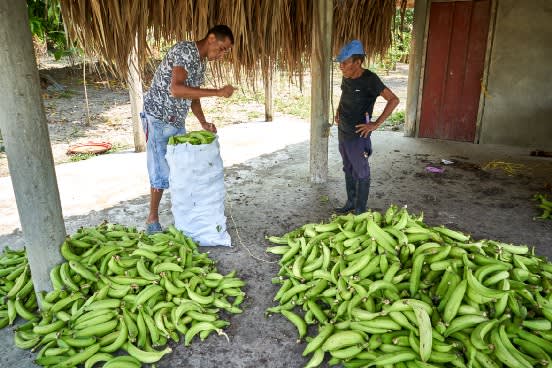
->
[338,137,372,180]
[141,112,185,189]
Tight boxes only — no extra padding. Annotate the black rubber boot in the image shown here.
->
[335,174,356,214]
[354,178,370,215]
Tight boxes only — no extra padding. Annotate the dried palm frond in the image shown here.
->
[60,0,395,84]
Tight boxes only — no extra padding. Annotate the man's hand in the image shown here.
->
[217,85,235,98]
[334,114,340,125]
[201,121,217,133]
[355,122,379,138]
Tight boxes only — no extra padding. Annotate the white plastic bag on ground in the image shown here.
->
[165,136,231,246]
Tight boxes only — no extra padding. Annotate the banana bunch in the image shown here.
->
[0,248,37,329]
[167,130,216,146]
[7,223,245,367]
[266,205,552,368]
[534,193,552,220]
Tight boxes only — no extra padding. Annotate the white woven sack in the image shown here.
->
[165,137,231,246]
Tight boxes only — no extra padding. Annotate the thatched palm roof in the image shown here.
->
[60,0,396,82]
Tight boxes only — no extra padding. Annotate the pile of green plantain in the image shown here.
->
[0,223,245,367]
[0,248,36,328]
[167,131,216,145]
[266,205,552,368]
[534,194,552,220]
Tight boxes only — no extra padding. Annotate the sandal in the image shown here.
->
[145,221,162,234]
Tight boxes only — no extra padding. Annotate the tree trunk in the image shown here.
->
[128,37,146,152]
[263,58,273,122]
[0,1,65,300]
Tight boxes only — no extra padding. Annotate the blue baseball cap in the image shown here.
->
[335,40,365,62]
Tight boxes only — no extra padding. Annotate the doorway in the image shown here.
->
[419,0,491,141]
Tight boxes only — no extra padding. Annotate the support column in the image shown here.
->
[0,2,65,295]
[128,37,146,152]
[310,0,333,183]
[405,0,429,137]
[264,62,273,122]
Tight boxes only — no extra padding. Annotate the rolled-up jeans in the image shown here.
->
[140,112,185,189]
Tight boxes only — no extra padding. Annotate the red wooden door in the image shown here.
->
[419,0,491,141]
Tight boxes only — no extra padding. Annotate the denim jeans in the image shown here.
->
[141,112,185,189]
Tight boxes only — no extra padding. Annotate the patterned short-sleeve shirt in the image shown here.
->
[143,41,206,128]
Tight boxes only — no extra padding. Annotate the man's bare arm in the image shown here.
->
[170,66,234,99]
[372,88,400,128]
[355,88,400,137]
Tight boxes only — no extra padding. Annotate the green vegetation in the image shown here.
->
[378,8,414,73]
[387,110,405,126]
[273,93,310,120]
[49,89,77,99]
[106,143,130,154]
[247,111,263,120]
[68,153,95,162]
[28,0,79,60]
[227,89,264,105]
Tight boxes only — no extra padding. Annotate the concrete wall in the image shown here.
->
[479,0,552,149]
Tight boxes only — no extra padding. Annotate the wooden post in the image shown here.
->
[128,37,146,152]
[310,0,333,183]
[405,0,429,137]
[0,1,65,297]
[263,60,272,121]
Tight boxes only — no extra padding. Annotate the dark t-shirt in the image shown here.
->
[337,69,386,141]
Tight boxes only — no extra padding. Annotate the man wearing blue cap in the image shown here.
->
[334,40,400,215]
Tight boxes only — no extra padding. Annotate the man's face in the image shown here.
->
[206,35,232,61]
[339,58,360,78]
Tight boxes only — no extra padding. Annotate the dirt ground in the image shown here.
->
[1,59,552,368]
[2,129,552,368]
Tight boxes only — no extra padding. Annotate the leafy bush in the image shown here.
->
[387,110,405,126]
[378,8,414,72]
[28,0,79,60]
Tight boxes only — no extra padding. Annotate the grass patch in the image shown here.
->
[106,143,130,154]
[58,90,77,98]
[228,89,263,105]
[69,153,95,162]
[247,111,263,120]
[49,89,77,99]
[274,94,310,120]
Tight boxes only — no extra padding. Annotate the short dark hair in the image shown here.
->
[351,54,365,64]
[207,25,234,45]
